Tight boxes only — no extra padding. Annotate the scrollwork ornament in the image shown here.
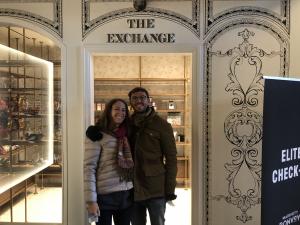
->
[224,106,263,148]
[213,146,261,223]
[211,29,274,223]
[218,29,279,108]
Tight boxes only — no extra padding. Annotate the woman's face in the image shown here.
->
[111,101,127,126]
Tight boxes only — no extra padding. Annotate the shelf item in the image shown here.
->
[0,43,54,194]
[168,100,176,110]
[92,55,192,188]
[167,112,182,126]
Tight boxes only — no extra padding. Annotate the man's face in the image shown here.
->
[130,91,149,113]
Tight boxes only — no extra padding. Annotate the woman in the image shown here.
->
[84,99,134,225]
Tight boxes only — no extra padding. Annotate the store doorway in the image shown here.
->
[91,53,192,225]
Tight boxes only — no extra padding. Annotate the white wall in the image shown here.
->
[1,0,300,225]
[62,1,84,225]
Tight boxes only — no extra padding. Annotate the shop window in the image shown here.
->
[0,27,62,223]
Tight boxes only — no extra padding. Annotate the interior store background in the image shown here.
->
[0,0,300,225]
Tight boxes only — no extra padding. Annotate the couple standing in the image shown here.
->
[84,87,178,225]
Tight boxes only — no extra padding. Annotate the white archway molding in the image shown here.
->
[0,15,68,225]
[204,15,290,77]
[204,14,289,47]
[82,0,200,39]
[204,1,290,35]
[0,16,64,48]
[0,0,62,38]
[82,8,199,39]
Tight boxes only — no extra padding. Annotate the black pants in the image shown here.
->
[132,197,166,225]
[96,190,133,225]
[96,206,132,225]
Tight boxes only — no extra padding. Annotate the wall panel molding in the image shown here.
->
[204,0,290,35]
[82,0,200,39]
[0,0,62,38]
[205,15,290,76]
[204,18,289,224]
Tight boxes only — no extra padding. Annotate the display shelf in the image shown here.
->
[177,156,189,160]
[0,177,34,207]
[42,164,62,176]
[156,109,185,113]
[1,139,50,145]
[0,71,47,80]
[0,88,46,92]
[10,114,48,118]
[36,164,62,188]
[41,164,62,175]
[0,43,54,194]
[176,177,187,182]
[172,125,188,128]
[176,142,191,146]
[0,60,60,67]
[0,60,46,67]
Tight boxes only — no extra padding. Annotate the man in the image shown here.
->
[128,87,177,225]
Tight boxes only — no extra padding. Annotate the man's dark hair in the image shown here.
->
[128,87,150,99]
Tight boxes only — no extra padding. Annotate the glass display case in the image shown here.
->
[0,43,54,194]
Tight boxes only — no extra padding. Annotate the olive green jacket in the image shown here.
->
[130,108,177,201]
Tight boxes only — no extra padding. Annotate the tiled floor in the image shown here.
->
[0,187,191,225]
[0,187,62,223]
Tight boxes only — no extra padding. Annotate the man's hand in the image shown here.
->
[86,202,100,216]
[165,194,177,201]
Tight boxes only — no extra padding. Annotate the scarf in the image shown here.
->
[132,107,153,128]
[114,125,134,182]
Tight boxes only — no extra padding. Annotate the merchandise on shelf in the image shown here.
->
[0,43,54,194]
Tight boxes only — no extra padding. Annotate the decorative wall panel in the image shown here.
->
[204,0,290,35]
[82,0,200,39]
[204,21,289,224]
[0,0,63,38]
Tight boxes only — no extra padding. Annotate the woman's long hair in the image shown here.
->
[95,98,130,133]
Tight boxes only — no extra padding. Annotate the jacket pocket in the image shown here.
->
[143,128,160,140]
[143,164,165,176]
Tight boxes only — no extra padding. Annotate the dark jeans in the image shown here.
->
[96,206,132,225]
[96,190,133,225]
[132,197,166,225]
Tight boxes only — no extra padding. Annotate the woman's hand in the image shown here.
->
[86,202,100,216]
